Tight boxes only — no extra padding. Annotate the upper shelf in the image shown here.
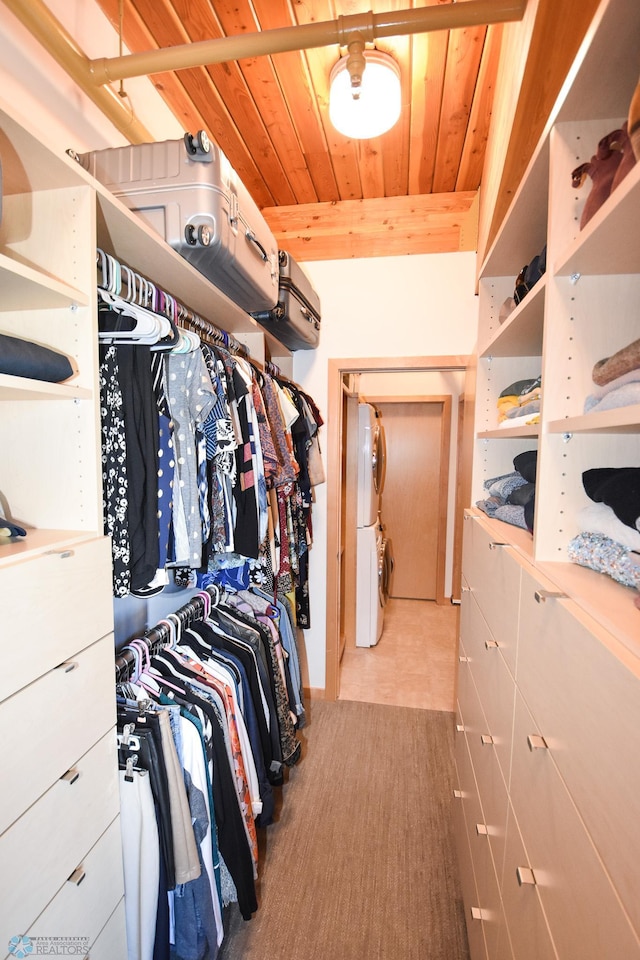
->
[0,374,91,401]
[479,137,549,281]
[548,405,640,434]
[94,189,266,340]
[554,160,640,278]
[0,252,88,311]
[479,278,545,358]
[0,96,292,357]
[478,424,540,440]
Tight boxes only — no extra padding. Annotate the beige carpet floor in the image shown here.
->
[217,699,470,960]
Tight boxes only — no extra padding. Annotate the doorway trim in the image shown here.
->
[325,355,470,702]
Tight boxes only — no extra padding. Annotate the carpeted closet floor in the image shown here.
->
[218,600,469,960]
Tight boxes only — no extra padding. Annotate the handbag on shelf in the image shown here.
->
[513,245,546,305]
[571,128,624,229]
[610,122,637,193]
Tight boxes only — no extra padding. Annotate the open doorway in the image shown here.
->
[324,356,474,702]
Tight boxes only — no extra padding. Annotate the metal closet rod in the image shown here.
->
[3,0,527,142]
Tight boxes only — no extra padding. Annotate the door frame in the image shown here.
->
[326,355,471,702]
[369,394,451,605]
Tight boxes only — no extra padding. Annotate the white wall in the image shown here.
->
[0,1,183,150]
[0,4,480,690]
[293,255,478,688]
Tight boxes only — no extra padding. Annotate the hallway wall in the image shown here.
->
[293,256,478,689]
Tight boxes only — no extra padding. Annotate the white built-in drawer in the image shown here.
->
[87,899,127,960]
[0,728,120,950]
[460,588,515,785]
[453,737,488,960]
[510,690,640,959]
[0,536,113,702]
[517,565,640,937]
[500,799,559,960]
[462,513,522,671]
[3,818,124,960]
[0,634,116,835]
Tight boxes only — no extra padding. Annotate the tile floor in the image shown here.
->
[338,597,460,712]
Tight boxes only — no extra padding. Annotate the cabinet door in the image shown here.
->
[454,732,488,960]
[86,900,127,960]
[500,799,558,960]
[460,588,515,785]
[0,634,116,835]
[0,536,113,702]
[518,565,640,937]
[0,729,120,951]
[462,515,522,674]
[21,818,124,952]
[510,690,640,959]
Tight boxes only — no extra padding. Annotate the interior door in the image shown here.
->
[377,399,450,602]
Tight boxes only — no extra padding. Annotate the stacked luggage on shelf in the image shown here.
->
[76,131,321,350]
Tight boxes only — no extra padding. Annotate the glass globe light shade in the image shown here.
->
[329,50,401,139]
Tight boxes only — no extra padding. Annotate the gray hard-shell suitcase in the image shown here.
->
[78,131,279,314]
[251,251,321,350]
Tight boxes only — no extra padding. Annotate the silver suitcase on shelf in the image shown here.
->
[79,131,279,314]
[252,251,321,350]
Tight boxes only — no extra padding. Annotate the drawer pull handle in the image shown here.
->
[527,734,548,751]
[480,734,494,746]
[489,542,507,550]
[485,639,498,650]
[470,907,483,921]
[56,660,79,673]
[60,767,79,785]
[453,789,462,799]
[534,590,567,603]
[459,655,470,663]
[516,866,537,886]
[68,866,86,886]
[46,549,75,559]
[456,724,465,733]
[476,823,488,835]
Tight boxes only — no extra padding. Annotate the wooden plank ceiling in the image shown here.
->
[93,0,502,260]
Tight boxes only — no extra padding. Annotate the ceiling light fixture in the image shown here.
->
[329,41,401,139]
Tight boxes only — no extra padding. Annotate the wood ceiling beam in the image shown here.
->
[263,191,479,261]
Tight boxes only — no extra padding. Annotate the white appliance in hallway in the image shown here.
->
[355,402,389,647]
[356,401,386,527]
[356,518,394,647]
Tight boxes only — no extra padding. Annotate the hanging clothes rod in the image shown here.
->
[114,586,223,682]
[96,248,250,359]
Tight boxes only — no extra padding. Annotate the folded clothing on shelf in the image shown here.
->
[567,531,640,589]
[584,380,640,415]
[582,466,640,530]
[577,502,640,552]
[476,450,537,534]
[0,333,75,383]
[497,376,541,423]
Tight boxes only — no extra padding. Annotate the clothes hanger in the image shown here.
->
[98,289,166,343]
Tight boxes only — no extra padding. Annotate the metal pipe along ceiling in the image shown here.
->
[87,0,528,84]
[2,0,528,143]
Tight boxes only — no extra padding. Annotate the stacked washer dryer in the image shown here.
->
[355,402,393,647]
